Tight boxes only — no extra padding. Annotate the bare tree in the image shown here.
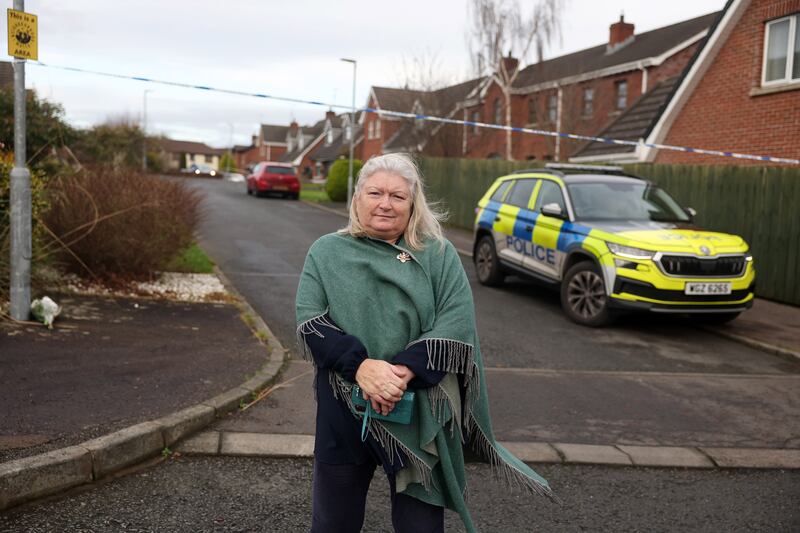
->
[395,48,453,92]
[393,50,464,156]
[467,0,564,160]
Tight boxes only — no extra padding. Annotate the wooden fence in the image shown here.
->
[418,157,800,306]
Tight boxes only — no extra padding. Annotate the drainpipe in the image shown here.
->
[555,85,563,161]
[462,108,468,155]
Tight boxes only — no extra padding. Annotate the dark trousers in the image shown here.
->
[311,459,444,533]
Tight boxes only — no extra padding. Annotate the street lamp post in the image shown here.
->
[142,89,153,172]
[227,123,234,174]
[340,58,357,207]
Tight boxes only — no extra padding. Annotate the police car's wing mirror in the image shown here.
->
[541,203,565,218]
[684,207,697,220]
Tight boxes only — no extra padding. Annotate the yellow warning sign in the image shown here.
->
[7,9,37,61]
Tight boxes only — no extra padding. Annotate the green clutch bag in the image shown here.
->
[351,384,415,431]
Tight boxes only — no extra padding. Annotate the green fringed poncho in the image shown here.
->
[296,232,553,531]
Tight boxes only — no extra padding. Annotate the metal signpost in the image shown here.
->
[7,1,37,320]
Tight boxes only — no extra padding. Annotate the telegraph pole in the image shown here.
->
[9,0,33,320]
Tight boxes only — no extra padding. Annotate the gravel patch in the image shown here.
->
[39,271,231,304]
[133,273,227,301]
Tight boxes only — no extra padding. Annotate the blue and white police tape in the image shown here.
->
[30,61,800,166]
[364,107,800,165]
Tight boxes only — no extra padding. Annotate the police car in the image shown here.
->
[473,164,755,327]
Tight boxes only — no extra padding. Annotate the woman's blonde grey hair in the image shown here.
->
[339,153,446,250]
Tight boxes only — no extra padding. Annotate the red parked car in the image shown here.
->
[246,162,300,199]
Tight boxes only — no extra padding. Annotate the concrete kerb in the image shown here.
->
[176,431,800,471]
[699,326,800,363]
[0,446,92,510]
[0,268,290,512]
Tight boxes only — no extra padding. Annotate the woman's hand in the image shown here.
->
[393,364,416,387]
[356,359,408,415]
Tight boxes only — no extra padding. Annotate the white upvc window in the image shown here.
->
[762,14,800,86]
[368,121,375,139]
[547,94,557,123]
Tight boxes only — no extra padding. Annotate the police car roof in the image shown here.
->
[508,170,644,184]
[560,174,644,184]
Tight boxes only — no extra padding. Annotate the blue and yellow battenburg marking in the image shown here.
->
[474,172,755,307]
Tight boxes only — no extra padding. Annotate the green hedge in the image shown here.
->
[326,159,363,202]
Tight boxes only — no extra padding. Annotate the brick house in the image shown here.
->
[574,0,799,166]
[232,143,258,171]
[362,81,485,160]
[308,112,363,179]
[233,124,290,171]
[465,11,719,162]
[280,111,355,178]
[255,124,289,162]
[362,87,425,160]
[359,13,717,163]
[645,0,800,165]
[156,139,223,171]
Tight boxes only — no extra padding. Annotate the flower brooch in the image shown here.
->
[396,252,412,263]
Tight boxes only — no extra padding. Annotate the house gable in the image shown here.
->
[646,0,799,165]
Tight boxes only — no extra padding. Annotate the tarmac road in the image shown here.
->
[2,457,798,532]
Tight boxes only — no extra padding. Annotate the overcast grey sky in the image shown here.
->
[3,0,726,147]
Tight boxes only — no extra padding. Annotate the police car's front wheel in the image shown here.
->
[561,261,612,327]
[475,236,504,287]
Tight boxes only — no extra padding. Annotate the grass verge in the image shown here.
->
[300,182,330,203]
[166,242,215,273]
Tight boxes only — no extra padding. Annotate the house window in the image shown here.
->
[528,97,537,124]
[582,88,594,117]
[547,94,557,123]
[615,80,628,110]
[493,97,502,124]
[375,119,382,138]
[472,111,481,134]
[763,14,800,84]
[326,130,333,144]
[368,121,375,139]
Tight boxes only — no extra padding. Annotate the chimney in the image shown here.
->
[251,134,257,147]
[501,53,519,80]
[609,15,634,50]
[325,110,336,121]
[290,121,299,134]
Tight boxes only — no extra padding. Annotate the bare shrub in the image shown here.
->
[43,168,203,281]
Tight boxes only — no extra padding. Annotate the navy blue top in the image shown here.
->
[303,316,445,472]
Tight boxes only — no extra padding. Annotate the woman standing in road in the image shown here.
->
[296,153,554,532]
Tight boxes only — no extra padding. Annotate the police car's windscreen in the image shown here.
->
[567,182,690,222]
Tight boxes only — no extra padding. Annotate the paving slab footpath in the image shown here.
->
[0,271,288,511]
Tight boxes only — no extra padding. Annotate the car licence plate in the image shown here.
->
[684,282,732,295]
[273,185,288,191]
